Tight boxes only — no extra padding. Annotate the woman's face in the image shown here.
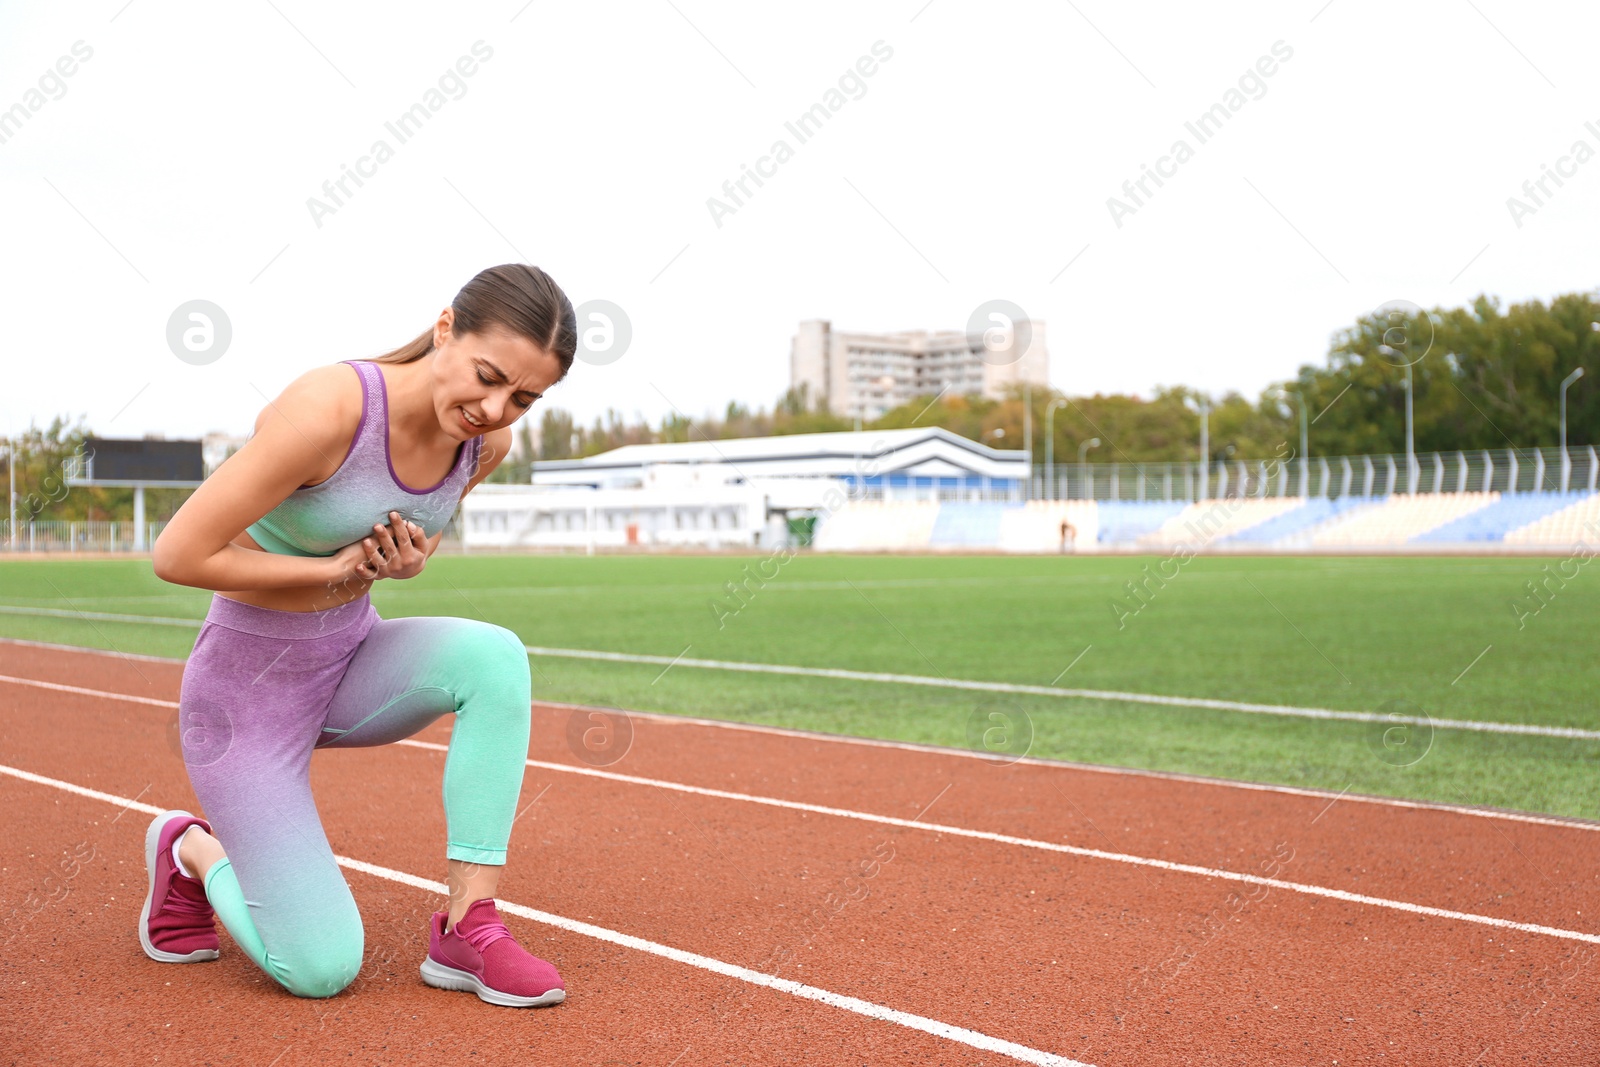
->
[431,310,564,438]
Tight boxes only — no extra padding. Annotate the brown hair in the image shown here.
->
[372,263,577,382]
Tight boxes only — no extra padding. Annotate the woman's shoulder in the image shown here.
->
[251,362,365,439]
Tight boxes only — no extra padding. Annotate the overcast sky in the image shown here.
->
[4,1,1598,445]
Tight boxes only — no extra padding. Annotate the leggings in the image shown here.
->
[175,591,533,999]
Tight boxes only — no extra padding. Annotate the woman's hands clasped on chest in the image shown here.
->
[327,511,430,585]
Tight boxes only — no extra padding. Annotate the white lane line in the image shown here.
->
[0,763,168,818]
[393,738,1600,947]
[0,636,185,664]
[529,701,1600,834]
[4,674,1596,946]
[0,763,1087,1067]
[0,605,200,627]
[2,665,1598,836]
[1,621,1591,740]
[516,644,1600,741]
[0,674,178,708]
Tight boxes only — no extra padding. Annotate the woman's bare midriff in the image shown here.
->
[215,529,373,614]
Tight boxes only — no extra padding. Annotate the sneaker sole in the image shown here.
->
[139,809,219,964]
[419,958,566,1007]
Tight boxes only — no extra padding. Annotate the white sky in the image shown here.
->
[3,0,1598,444]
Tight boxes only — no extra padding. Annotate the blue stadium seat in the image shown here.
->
[929,503,1011,546]
[1415,491,1589,543]
[1221,497,1373,544]
[1096,501,1188,544]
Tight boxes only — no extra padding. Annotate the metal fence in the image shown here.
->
[1030,445,1600,502]
[0,514,468,554]
[0,519,172,553]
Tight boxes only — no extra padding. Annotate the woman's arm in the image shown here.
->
[418,426,513,561]
[152,367,357,591]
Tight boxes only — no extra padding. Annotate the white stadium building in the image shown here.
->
[459,428,1028,551]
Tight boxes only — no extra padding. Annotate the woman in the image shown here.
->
[143,263,575,1007]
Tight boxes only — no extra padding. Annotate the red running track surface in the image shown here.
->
[2,639,1598,1066]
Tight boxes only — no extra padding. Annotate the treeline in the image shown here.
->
[8,290,1599,518]
[1281,291,1598,456]
[500,290,1599,476]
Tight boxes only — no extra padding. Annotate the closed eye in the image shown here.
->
[477,371,534,408]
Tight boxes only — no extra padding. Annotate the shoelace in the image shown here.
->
[453,910,515,957]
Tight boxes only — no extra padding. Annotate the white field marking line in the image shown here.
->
[1,667,1594,942]
[2,611,1590,739]
[0,763,1087,1067]
[0,593,201,604]
[377,576,1117,597]
[516,644,1600,742]
[1,650,1598,835]
[0,605,201,627]
[530,702,1600,834]
[390,739,1600,947]
[0,575,1107,611]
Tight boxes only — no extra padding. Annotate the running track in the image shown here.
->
[2,638,1597,1065]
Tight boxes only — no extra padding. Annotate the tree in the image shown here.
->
[1280,291,1600,455]
[538,409,575,460]
[2,417,194,524]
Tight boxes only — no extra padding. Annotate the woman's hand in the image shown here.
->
[327,512,428,584]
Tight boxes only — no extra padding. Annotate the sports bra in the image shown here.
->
[244,360,482,557]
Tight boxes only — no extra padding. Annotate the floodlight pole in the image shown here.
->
[1403,362,1416,494]
[1044,399,1066,501]
[1022,384,1031,502]
[1274,389,1310,496]
[1561,367,1584,493]
[1195,397,1210,501]
[4,435,13,550]
[1296,395,1309,496]
[1078,437,1101,500]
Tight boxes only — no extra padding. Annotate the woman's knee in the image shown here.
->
[273,930,365,999]
[448,623,532,703]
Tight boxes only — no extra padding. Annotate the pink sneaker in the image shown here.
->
[421,898,565,1007]
[138,810,219,963]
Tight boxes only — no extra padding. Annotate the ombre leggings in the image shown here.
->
[175,591,532,999]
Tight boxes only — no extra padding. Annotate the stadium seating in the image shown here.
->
[1007,501,1100,552]
[1220,497,1376,546]
[1500,493,1600,545]
[1309,492,1498,547]
[1096,501,1188,544]
[1433,492,1600,543]
[810,492,1600,552]
[1137,498,1303,549]
[929,503,1008,548]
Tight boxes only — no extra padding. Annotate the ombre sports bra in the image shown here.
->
[245,360,482,557]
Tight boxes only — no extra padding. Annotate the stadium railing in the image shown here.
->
[0,519,171,554]
[1029,445,1600,502]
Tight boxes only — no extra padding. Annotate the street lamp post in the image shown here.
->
[3,435,13,550]
[1078,437,1101,501]
[1022,384,1031,501]
[1404,362,1416,494]
[1186,396,1210,501]
[1380,346,1417,495]
[1044,399,1066,501]
[1272,388,1310,496]
[1561,366,1585,493]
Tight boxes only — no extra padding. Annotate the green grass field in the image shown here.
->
[2,552,1597,819]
